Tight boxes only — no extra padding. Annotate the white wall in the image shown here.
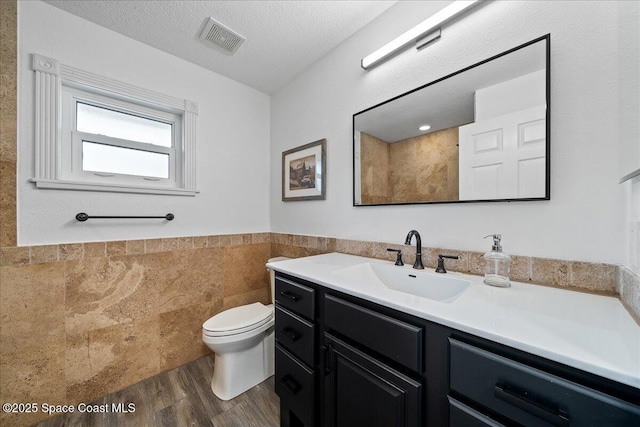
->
[270,0,628,264]
[618,0,640,181]
[617,2,640,273]
[475,70,545,121]
[18,1,271,245]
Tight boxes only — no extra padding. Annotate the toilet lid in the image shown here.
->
[203,302,273,334]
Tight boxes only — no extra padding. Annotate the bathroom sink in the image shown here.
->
[334,262,471,303]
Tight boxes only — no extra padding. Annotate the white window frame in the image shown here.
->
[30,54,199,196]
[62,87,181,187]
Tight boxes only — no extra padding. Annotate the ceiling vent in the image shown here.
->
[199,17,245,55]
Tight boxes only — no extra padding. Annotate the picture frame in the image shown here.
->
[282,139,326,201]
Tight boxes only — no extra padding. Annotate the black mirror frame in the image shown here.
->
[352,34,551,207]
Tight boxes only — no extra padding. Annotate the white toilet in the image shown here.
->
[202,256,289,400]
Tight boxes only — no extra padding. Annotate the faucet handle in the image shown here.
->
[435,254,459,273]
[386,248,404,266]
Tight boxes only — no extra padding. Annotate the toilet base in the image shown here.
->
[210,330,275,401]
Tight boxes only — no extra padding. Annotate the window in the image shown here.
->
[31,54,198,196]
[61,87,181,187]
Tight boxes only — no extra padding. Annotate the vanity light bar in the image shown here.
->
[361,0,482,70]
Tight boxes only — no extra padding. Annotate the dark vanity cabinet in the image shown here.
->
[274,272,640,427]
[322,295,423,427]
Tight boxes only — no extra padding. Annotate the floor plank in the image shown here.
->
[32,355,279,427]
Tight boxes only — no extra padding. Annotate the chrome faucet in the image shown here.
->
[404,230,424,269]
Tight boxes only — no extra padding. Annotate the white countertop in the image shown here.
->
[267,252,640,389]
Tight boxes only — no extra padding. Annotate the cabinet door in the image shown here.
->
[323,334,421,427]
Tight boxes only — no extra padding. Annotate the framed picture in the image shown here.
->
[282,139,326,201]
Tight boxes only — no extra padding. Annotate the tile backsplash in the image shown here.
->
[270,233,619,293]
[618,265,640,322]
[3,231,624,295]
[269,233,638,323]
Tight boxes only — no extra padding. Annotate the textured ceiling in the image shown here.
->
[42,0,397,94]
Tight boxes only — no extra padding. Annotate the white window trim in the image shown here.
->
[30,54,199,196]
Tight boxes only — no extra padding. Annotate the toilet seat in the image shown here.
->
[203,302,273,337]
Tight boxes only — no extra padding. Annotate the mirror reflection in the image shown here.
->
[354,36,549,206]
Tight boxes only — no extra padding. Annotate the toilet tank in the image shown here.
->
[267,257,290,303]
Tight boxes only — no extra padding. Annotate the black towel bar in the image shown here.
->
[75,213,174,222]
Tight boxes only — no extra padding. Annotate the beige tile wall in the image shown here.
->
[359,127,460,205]
[0,1,17,247]
[0,233,271,426]
[360,133,390,205]
[389,127,459,203]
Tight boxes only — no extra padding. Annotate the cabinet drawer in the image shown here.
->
[448,396,505,427]
[324,295,423,372]
[275,306,315,367]
[449,339,640,427]
[275,344,314,426]
[275,276,315,320]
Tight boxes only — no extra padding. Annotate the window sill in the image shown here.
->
[30,178,198,197]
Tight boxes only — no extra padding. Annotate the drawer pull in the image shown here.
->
[322,344,334,374]
[281,327,300,342]
[494,384,569,427]
[280,291,299,302]
[281,375,302,395]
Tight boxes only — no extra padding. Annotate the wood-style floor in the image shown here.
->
[34,355,280,427]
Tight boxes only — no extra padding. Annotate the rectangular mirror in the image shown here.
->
[353,35,550,206]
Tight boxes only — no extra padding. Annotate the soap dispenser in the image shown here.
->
[483,234,511,287]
